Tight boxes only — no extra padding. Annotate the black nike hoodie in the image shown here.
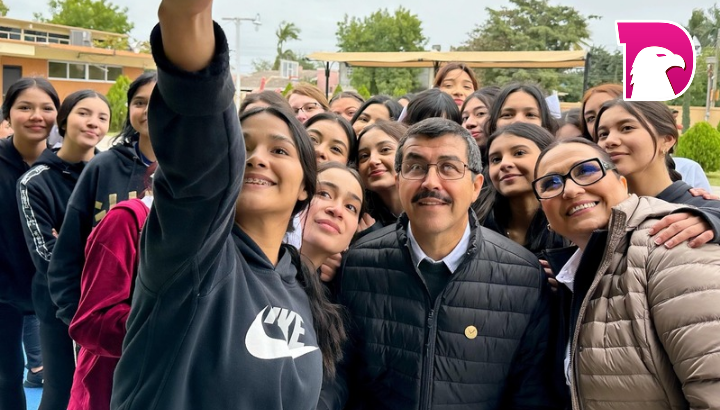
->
[110,23,322,410]
[16,148,90,323]
[47,140,148,325]
[0,136,37,313]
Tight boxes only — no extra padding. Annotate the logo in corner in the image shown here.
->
[245,305,318,360]
[616,21,696,101]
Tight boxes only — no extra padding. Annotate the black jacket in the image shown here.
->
[47,141,148,325]
[0,137,35,312]
[656,180,720,240]
[17,148,88,323]
[320,212,558,410]
[111,22,323,410]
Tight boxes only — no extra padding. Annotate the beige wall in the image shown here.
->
[1,57,149,102]
[559,102,720,129]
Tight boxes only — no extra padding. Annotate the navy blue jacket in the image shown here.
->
[0,137,36,312]
[47,141,148,325]
[111,22,323,410]
[17,148,88,322]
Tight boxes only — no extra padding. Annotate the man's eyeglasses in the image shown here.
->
[292,102,322,115]
[532,158,616,200]
[400,159,471,180]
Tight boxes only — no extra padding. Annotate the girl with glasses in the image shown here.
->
[287,83,329,124]
[533,137,720,409]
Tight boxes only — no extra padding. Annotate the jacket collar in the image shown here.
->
[395,209,480,260]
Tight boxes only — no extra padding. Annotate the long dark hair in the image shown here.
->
[486,83,558,136]
[239,90,292,115]
[594,99,682,182]
[402,88,462,126]
[483,123,561,253]
[304,112,357,164]
[356,120,408,226]
[113,71,157,146]
[1,77,60,123]
[350,95,403,125]
[239,106,345,377]
[56,90,111,137]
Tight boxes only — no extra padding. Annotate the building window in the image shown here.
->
[0,26,21,41]
[48,61,124,82]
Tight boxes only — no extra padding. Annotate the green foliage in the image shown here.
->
[356,85,371,100]
[687,6,720,49]
[281,82,294,97]
[459,0,595,96]
[273,21,301,70]
[106,75,130,132]
[336,7,427,96]
[676,121,720,172]
[34,0,133,35]
[0,0,8,16]
[331,84,344,98]
[251,59,274,72]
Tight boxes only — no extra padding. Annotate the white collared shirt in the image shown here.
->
[556,248,583,386]
[407,221,471,273]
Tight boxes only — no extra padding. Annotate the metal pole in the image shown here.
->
[713,29,720,115]
[582,52,592,95]
[325,62,331,98]
[222,15,261,106]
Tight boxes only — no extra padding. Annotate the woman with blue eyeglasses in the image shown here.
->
[533,137,720,409]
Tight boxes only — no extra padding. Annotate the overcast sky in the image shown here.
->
[7,0,719,73]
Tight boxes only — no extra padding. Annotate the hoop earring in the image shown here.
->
[547,224,553,232]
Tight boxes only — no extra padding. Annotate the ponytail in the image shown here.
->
[288,245,346,379]
[666,155,682,182]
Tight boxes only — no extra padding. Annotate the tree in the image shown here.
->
[336,7,427,96]
[106,74,130,132]
[34,0,134,35]
[252,59,274,72]
[0,0,9,16]
[459,0,595,96]
[273,21,301,70]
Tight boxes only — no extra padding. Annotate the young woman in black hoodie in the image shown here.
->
[111,4,345,409]
[17,89,111,410]
[0,77,60,410]
[47,72,156,327]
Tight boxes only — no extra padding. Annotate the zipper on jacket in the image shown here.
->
[569,214,626,410]
[420,306,436,410]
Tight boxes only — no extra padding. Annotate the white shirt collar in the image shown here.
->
[556,248,583,292]
[407,221,471,274]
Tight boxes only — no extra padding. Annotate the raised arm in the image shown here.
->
[139,0,243,291]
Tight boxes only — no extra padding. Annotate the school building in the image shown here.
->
[0,16,155,102]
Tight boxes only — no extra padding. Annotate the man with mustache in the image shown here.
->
[319,118,557,410]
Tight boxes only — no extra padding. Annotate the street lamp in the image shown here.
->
[222,13,261,105]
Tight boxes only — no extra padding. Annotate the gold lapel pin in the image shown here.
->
[465,325,477,340]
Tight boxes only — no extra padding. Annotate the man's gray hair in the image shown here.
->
[394,117,483,175]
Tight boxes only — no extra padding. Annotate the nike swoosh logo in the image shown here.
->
[245,306,319,360]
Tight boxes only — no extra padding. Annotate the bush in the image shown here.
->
[676,121,720,172]
[356,85,371,100]
[106,75,131,132]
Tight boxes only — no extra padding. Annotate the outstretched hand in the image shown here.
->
[158,0,214,72]
[649,212,714,249]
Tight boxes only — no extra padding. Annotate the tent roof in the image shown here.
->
[307,50,587,69]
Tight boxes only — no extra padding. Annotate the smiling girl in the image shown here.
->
[0,77,59,410]
[17,89,110,410]
[110,8,345,408]
[47,73,157,330]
